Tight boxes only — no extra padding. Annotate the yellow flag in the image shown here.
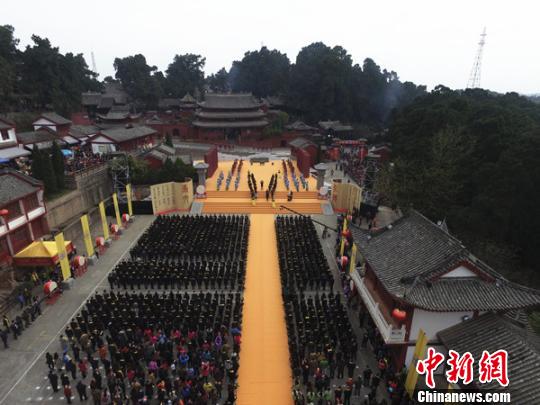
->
[80,214,95,257]
[54,232,71,280]
[99,201,110,240]
[340,218,348,256]
[112,193,122,226]
[126,184,133,217]
[405,329,428,397]
[349,243,357,274]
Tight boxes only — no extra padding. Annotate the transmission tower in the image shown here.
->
[466,27,487,88]
[91,51,97,74]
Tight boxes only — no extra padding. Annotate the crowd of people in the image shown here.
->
[335,215,413,405]
[1,292,42,349]
[64,150,109,174]
[130,215,249,262]
[42,214,250,404]
[108,259,246,291]
[276,216,334,293]
[46,290,242,404]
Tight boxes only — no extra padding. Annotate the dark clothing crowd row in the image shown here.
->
[276,216,334,292]
[108,259,246,292]
[130,215,249,262]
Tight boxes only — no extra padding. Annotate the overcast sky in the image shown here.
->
[2,0,539,94]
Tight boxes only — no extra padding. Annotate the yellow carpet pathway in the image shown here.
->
[236,214,293,405]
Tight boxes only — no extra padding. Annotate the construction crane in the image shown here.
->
[467,27,487,89]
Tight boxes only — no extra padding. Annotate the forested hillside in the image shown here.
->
[378,86,540,287]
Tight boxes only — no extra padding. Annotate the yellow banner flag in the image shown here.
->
[54,232,71,281]
[340,218,348,257]
[112,193,122,226]
[80,214,95,257]
[405,329,428,397]
[99,201,110,240]
[349,243,357,274]
[126,184,133,217]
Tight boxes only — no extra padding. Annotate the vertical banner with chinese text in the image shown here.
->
[54,233,71,281]
[99,201,110,240]
[349,243,357,274]
[112,193,122,226]
[80,214,95,257]
[405,329,428,397]
[339,218,348,257]
[126,184,133,217]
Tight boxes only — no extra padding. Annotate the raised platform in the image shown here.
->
[201,200,323,214]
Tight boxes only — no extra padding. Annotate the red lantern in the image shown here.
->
[73,255,85,267]
[43,280,58,295]
[347,214,353,221]
[122,213,130,222]
[392,308,407,322]
[0,209,8,217]
[96,236,105,247]
[341,256,349,267]
[110,224,119,234]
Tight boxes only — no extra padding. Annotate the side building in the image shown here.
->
[0,169,48,265]
[349,210,540,370]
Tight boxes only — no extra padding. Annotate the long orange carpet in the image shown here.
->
[237,215,293,405]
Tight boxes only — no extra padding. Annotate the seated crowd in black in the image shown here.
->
[285,292,357,382]
[130,215,249,262]
[59,290,243,404]
[276,216,334,292]
[108,259,246,291]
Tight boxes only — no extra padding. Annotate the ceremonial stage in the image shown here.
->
[200,160,325,214]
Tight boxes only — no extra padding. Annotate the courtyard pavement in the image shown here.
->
[0,215,155,405]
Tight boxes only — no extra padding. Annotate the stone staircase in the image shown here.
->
[202,200,323,214]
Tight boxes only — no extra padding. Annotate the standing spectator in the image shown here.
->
[48,371,59,393]
[76,380,88,401]
[64,384,73,404]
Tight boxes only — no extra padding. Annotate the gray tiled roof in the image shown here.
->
[438,313,540,404]
[99,126,156,143]
[318,120,353,131]
[199,94,261,110]
[195,111,266,119]
[17,129,63,145]
[286,120,316,131]
[289,137,315,149]
[39,112,72,125]
[352,211,540,311]
[180,93,197,103]
[192,120,268,128]
[81,92,102,106]
[69,125,100,139]
[0,168,42,206]
[97,112,130,121]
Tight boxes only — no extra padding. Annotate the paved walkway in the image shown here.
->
[0,215,154,404]
[237,215,293,405]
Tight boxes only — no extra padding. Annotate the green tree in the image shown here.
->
[231,47,290,98]
[113,54,162,109]
[0,25,19,111]
[50,141,65,189]
[165,133,173,147]
[207,68,229,93]
[31,146,57,195]
[165,53,205,97]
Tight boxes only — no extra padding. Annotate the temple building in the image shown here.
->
[0,168,48,265]
[193,94,268,142]
[350,210,540,371]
